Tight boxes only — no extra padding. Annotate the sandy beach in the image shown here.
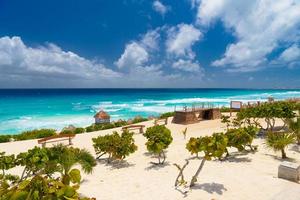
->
[1,116,300,200]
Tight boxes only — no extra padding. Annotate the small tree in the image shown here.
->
[221,115,231,130]
[182,127,187,139]
[288,117,300,144]
[186,137,200,158]
[225,126,257,156]
[92,130,137,163]
[1,146,96,199]
[266,131,295,159]
[188,133,228,187]
[143,125,173,165]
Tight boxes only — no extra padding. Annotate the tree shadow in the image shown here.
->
[264,153,296,162]
[145,162,170,171]
[192,182,227,195]
[175,187,189,198]
[96,159,135,170]
[290,144,300,153]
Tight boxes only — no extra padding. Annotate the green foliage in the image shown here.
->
[0,152,16,176]
[225,126,257,155]
[74,127,86,134]
[92,130,138,162]
[0,135,12,143]
[159,112,175,119]
[60,129,74,135]
[186,137,201,158]
[237,101,296,130]
[132,116,148,124]
[187,133,228,187]
[221,115,231,130]
[15,129,56,141]
[182,127,187,139]
[220,107,232,112]
[143,125,173,164]
[0,146,96,199]
[288,117,300,144]
[266,131,295,159]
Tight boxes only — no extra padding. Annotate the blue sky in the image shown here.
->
[0,0,299,88]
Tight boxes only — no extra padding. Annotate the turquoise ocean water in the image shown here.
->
[0,89,300,134]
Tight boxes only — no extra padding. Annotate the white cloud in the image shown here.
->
[278,45,300,62]
[172,59,202,72]
[115,29,160,69]
[0,36,120,80]
[115,42,149,69]
[152,0,170,16]
[195,0,300,72]
[166,24,202,59]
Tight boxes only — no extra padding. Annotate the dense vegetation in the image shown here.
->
[0,129,56,143]
[0,145,96,199]
[92,130,138,163]
[143,125,173,165]
[159,112,175,119]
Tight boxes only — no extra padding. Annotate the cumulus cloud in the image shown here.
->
[0,36,120,81]
[172,59,202,72]
[115,42,149,69]
[152,0,170,16]
[278,45,300,63]
[166,24,202,59]
[115,29,160,69]
[195,0,300,72]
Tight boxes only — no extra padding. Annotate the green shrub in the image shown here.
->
[14,129,56,141]
[143,125,173,164]
[132,116,148,124]
[74,127,85,134]
[266,131,295,159]
[220,107,231,112]
[92,130,137,162]
[0,135,12,143]
[187,133,228,187]
[60,129,74,135]
[85,125,95,132]
[225,126,257,155]
[0,146,96,199]
[160,112,175,119]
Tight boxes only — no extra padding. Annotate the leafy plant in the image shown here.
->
[159,112,175,119]
[187,133,228,187]
[287,117,300,144]
[225,126,257,156]
[74,127,86,134]
[221,115,231,130]
[182,127,187,139]
[143,125,173,165]
[15,129,56,141]
[266,131,295,159]
[92,130,137,163]
[0,135,12,143]
[0,146,96,199]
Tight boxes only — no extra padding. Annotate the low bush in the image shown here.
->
[92,130,137,162]
[132,116,148,124]
[143,125,173,164]
[0,135,12,143]
[14,129,56,141]
[74,127,85,134]
[0,145,96,199]
[160,112,175,119]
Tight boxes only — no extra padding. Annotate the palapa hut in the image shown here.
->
[94,110,110,124]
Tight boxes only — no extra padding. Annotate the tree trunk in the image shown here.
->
[190,158,206,187]
[174,160,189,187]
[281,149,287,159]
[161,151,166,164]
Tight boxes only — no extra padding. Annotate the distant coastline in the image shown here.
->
[0,88,300,134]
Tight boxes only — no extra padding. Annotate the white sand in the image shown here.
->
[1,117,300,200]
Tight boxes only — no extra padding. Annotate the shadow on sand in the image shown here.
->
[145,162,170,171]
[192,182,227,195]
[96,159,135,170]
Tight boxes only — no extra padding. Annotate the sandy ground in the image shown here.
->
[1,116,300,200]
